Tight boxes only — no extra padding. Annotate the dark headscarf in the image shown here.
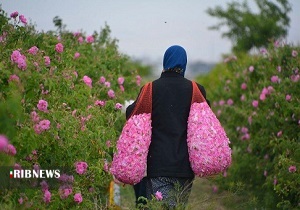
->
[163,45,187,76]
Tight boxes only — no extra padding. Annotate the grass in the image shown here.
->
[118,177,241,210]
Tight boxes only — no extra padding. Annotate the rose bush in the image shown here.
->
[0,8,150,209]
[197,41,299,209]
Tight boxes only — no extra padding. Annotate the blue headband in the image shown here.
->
[163,45,187,76]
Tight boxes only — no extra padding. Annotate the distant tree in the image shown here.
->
[53,16,66,33]
[206,0,291,53]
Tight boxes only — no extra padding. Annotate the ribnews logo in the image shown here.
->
[9,169,60,179]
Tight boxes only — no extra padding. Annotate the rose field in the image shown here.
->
[0,7,299,210]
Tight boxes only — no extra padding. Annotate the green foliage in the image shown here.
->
[0,8,150,209]
[197,43,300,209]
[206,0,291,53]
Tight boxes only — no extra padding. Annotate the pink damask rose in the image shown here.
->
[28,46,39,55]
[155,191,163,201]
[43,190,51,203]
[37,100,48,112]
[187,102,232,177]
[83,76,92,88]
[5,144,17,156]
[44,56,51,66]
[75,161,88,174]
[10,11,19,18]
[107,89,115,98]
[74,193,83,204]
[0,135,9,151]
[55,43,64,53]
[86,35,94,43]
[110,113,152,184]
[19,15,27,25]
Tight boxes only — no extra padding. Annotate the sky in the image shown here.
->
[1,0,300,64]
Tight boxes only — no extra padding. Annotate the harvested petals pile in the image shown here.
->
[110,113,152,184]
[187,102,232,177]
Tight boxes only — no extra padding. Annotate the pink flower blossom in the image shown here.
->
[37,100,48,112]
[240,94,246,101]
[277,130,282,137]
[28,46,39,55]
[44,56,51,66]
[19,15,27,25]
[104,81,111,88]
[72,109,77,117]
[83,76,92,88]
[259,93,266,101]
[241,83,247,90]
[273,178,278,185]
[115,103,123,110]
[290,74,300,82]
[0,135,9,151]
[241,127,248,134]
[74,52,80,59]
[103,160,109,172]
[59,186,73,199]
[86,35,94,43]
[17,56,27,70]
[73,32,81,37]
[73,71,78,78]
[219,100,225,106]
[260,48,268,54]
[277,66,281,72]
[55,43,64,53]
[248,66,254,72]
[31,111,40,123]
[119,85,125,92]
[18,197,23,204]
[241,133,250,140]
[227,99,234,106]
[75,161,88,174]
[95,100,106,107]
[110,113,152,184]
[58,174,74,183]
[212,185,218,193]
[43,190,51,203]
[8,74,20,83]
[117,77,125,85]
[5,144,17,156]
[288,165,296,173]
[264,170,267,177]
[271,75,279,83]
[285,94,292,101]
[74,193,83,204]
[78,36,84,43]
[107,89,115,98]
[267,86,274,93]
[292,50,298,57]
[106,140,111,147]
[99,76,106,84]
[136,75,142,86]
[38,119,51,131]
[187,102,231,177]
[274,40,280,48]
[10,11,19,18]
[155,191,163,201]
[11,50,21,63]
[252,100,259,108]
[40,180,49,192]
[261,87,269,95]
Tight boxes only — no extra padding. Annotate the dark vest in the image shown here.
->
[126,71,209,178]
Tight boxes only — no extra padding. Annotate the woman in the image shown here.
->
[126,45,210,208]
